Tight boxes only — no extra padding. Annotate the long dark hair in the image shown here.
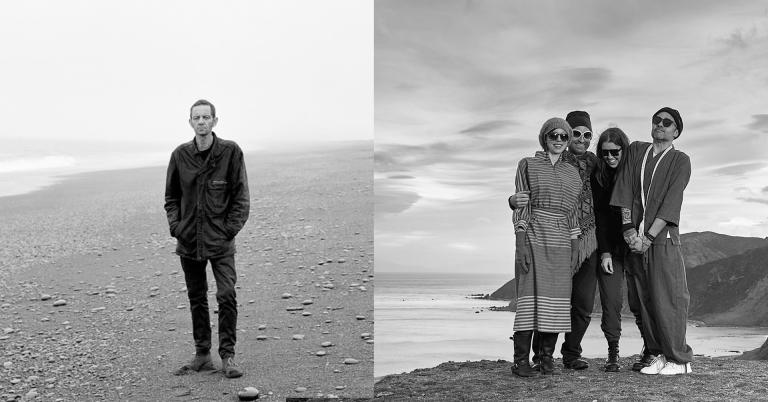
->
[594,127,630,187]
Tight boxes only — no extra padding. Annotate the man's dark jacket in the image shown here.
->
[164,133,250,260]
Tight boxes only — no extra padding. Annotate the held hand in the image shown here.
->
[508,191,531,210]
[600,253,614,274]
[515,234,531,273]
[638,235,653,253]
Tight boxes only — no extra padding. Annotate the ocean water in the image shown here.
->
[0,139,186,198]
[375,272,768,378]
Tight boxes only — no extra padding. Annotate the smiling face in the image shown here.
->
[568,125,591,155]
[545,129,569,155]
[651,111,678,142]
[600,141,622,169]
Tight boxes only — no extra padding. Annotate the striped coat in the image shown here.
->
[513,151,582,332]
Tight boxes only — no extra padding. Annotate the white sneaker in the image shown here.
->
[659,361,692,375]
[639,354,667,375]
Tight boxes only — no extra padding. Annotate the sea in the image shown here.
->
[0,139,175,198]
[375,271,768,379]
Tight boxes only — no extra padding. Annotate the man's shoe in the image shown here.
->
[563,358,589,370]
[632,352,655,371]
[174,353,214,375]
[222,356,244,378]
[512,360,541,378]
[659,361,692,375]
[640,354,667,375]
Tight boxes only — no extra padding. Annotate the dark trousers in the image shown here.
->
[560,252,599,361]
[625,241,693,363]
[180,255,238,359]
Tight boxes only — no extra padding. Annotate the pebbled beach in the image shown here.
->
[0,141,373,401]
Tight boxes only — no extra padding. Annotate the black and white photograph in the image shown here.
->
[0,1,373,400]
[374,0,768,399]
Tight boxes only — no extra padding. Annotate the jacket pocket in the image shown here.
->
[206,179,229,215]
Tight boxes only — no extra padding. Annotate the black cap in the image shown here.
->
[566,111,592,131]
[653,107,683,138]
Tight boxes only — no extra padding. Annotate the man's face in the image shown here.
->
[189,105,217,136]
[568,125,592,155]
[651,111,678,142]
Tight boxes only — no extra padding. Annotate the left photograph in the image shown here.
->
[0,1,373,400]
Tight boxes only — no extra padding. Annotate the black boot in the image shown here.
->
[531,331,541,370]
[512,331,540,378]
[632,344,654,372]
[604,341,620,372]
[539,332,559,375]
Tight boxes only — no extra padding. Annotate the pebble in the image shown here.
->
[292,334,305,340]
[258,325,267,330]
[301,299,314,305]
[53,299,67,307]
[237,387,259,401]
[337,259,346,263]
[256,335,268,341]
[302,312,312,317]
[281,293,292,299]
[335,386,346,390]
[25,389,39,399]
[343,358,359,365]
[10,378,21,384]
[91,307,106,313]
[321,341,334,348]
[286,307,303,311]
[3,362,11,369]
[355,315,365,320]
[40,294,52,301]
[316,351,327,356]
[295,386,307,392]
[361,333,371,339]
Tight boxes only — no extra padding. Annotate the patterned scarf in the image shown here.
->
[563,151,598,266]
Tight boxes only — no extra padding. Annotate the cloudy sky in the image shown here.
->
[0,0,372,155]
[375,0,768,274]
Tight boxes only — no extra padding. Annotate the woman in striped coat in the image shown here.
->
[511,117,582,377]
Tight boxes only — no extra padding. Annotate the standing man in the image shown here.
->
[165,99,250,378]
[554,111,600,370]
[610,107,693,375]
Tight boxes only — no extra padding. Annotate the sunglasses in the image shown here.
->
[546,132,569,141]
[600,149,621,158]
[572,129,592,140]
[652,116,675,128]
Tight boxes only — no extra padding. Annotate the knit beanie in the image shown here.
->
[566,110,592,131]
[539,117,573,150]
[653,107,683,137]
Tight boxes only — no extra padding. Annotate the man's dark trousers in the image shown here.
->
[561,252,600,362]
[181,255,238,359]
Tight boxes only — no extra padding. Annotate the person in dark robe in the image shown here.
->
[610,107,693,375]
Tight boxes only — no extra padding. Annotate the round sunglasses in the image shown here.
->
[652,116,675,128]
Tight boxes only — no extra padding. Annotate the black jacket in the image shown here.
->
[591,163,625,257]
[164,133,250,260]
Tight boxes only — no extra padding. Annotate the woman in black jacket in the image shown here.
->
[590,127,639,372]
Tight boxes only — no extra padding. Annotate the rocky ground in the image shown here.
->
[0,141,373,401]
[373,356,768,401]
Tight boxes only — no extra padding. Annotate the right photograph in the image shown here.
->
[374,0,768,400]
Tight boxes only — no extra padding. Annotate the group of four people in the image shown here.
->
[508,108,693,377]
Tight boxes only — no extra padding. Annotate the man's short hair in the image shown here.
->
[190,99,216,119]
